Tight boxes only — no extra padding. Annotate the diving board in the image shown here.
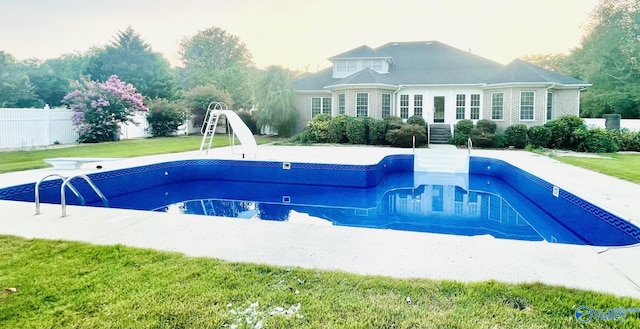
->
[44,158,124,170]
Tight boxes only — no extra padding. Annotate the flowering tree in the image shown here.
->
[63,75,148,143]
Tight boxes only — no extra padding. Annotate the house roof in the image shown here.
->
[329,45,378,59]
[325,68,395,88]
[486,59,590,86]
[293,41,589,91]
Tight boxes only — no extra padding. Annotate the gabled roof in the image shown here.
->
[292,41,589,91]
[326,68,395,88]
[486,59,590,86]
[329,45,377,59]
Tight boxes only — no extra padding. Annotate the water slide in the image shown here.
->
[200,103,257,157]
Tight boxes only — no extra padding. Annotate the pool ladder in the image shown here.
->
[35,174,109,217]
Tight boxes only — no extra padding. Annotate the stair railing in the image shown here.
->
[35,174,84,215]
[61,174,109,217]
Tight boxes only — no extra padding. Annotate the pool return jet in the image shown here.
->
[199,102,258,158]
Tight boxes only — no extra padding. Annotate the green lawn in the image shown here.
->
[1,236,637,329]
[0,136,271,174]
[553,153,640,183]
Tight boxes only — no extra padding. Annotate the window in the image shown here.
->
[373,60,383,72]
[311,97,332,117]
[347,61,357,72]
[336,61,347,73]
[400,94,409,119]
[546,92,553,120]
[382,93,391,118]
[414,95,423,117]
[338,94,345,115]
[491,93,504,120]
[456,94,466,119]
[356,93,368,117]
[470,94,480,120]
[520,91,534,121]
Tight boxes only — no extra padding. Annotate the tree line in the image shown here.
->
[0,26,302,138]
[522,0,640,118]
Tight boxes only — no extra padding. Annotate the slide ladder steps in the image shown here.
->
[198,102,258,158]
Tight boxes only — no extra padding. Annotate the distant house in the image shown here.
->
[292,41,590,136]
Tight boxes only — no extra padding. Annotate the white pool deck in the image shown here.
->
[1,145,639,298]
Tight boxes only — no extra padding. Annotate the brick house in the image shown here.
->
[292,41,590,136]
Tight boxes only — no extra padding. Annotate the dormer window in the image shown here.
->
[332,58,390,78]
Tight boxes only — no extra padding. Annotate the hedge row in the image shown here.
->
[294,114,428,148]
[452,115,640,153]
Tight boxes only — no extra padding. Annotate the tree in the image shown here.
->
[0,51,40,107]
[520,53,571,73]
[85,27,177,100]
[19,58,70,107]
[182,85,234,129]
[254,66,299,137]
[567,0,640,118]
[62,75,148,143]
[179,26,252,74]
[178,26,254,107]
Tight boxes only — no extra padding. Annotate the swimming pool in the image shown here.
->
[1,155,638,246]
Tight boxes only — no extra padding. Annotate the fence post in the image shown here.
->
[44,104,51,145]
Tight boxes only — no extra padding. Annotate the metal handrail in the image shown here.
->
[467,137,473,154]
[35,174,84,215]
[61,174,109,217]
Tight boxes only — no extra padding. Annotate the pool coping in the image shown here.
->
[1,145,639,299]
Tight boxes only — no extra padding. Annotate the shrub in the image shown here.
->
[146,99,185,137]
[493,133,506,148]
[407,115,426,127]
[452,119,473,145]
[305,114,332,143]
[544,115,585,149]
[573,127,619,153]
[237,111,258,134]
[367,118,387,145]
[346,116,367,144]
[615,129,640,151]
[470,128,495,148]
[476,119,497,134]
[385,124,427,148]
[327,114,349,143]
[527,125,552,148]
[504,124,529,148]
[384,116,404,131]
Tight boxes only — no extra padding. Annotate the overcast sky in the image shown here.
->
[0,0,600,71]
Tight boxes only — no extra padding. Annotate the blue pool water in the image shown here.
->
[1,155,639,246]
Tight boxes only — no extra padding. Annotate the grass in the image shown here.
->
[0,136,272,174]
[1,236,638,329]
[553,153,640,184]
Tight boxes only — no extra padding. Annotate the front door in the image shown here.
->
[433,96,445,123]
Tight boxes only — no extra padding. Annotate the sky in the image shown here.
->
[0,0,600,71]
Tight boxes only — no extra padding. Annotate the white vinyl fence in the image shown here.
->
[0,107,150,150]
[584,118,640,131]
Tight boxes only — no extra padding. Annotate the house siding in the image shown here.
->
[551,89,581,120]
[482,87,576,131]
[295,91,332,131]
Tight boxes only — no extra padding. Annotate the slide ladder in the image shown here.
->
[199,102,257,158]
